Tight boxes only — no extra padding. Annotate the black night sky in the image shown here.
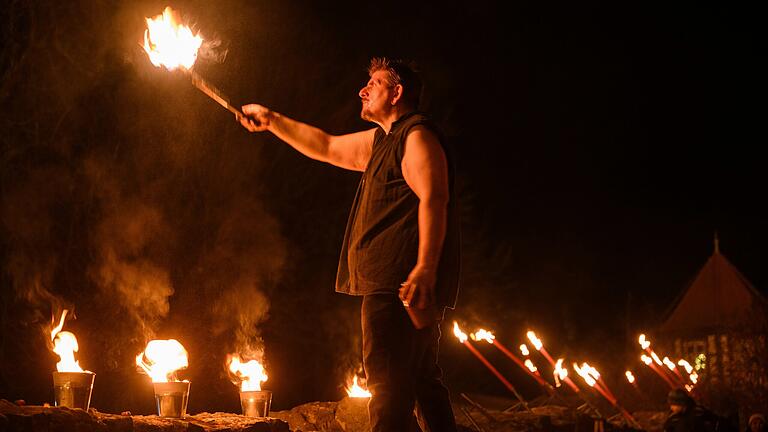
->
[1,0,764,415]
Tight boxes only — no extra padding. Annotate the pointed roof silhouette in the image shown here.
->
[660,245,768,335]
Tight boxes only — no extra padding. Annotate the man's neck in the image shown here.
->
[377,106,414,134]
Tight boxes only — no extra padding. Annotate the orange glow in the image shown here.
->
[136,339,188,382]
[227,354,268,391]
[143,7,203,70]
[453,322,468,343]
[345,375,372,398]
[638,334,650,350]
[641,354,653,365]
[471,329,495,344]
[519,344,530,356]
[625,371,635,384]
[526,331,543,351]
[524,359,538,373]
[50,310,85,373]
[689,371,699,384]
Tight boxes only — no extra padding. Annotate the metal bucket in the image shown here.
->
[52,371,95,410]
[153,381,190,418]
[240,390,272,417]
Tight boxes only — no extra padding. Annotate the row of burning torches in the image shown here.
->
[49,309,370,417]
[452,322,702,427]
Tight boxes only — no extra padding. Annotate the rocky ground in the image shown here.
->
[0,397,668,432]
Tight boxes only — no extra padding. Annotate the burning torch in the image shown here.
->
[50,310,95,410]
[143,7,243,120]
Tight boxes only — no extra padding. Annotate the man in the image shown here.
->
[240,58,460,431]
[663,389,721,432]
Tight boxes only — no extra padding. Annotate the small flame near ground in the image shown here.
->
[519,344,530,356]
[346,375,371,398]
[228,354,268,392]
[136,339,188,382]
[50,309,86,372]
[144,6,203,70]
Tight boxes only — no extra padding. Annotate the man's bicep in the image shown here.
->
[402,127,449,201]
[328,128,375,171]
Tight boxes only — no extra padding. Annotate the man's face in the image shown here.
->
[750,418,765,432]
[359,70,394,122]
[670,404,686,414]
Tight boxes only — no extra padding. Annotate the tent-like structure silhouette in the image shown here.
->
[659,236,768,380]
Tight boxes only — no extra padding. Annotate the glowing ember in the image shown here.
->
[524,359,538,373]
[641,354,652,365]
[685,384,694,392]
[136,339,188,382]
[625,370,635,384]
[638,334,650,350]
[50,310,86,373]
[526,331,543,351]
[471,329,495,344]
[228,354,268,391]
[689,371,699,384]
[553,358,567,387]
[143,7,203,70]
[453,322,468,343]
[346,375,372,398]
[678,359,694,374]
[519,344,530,356]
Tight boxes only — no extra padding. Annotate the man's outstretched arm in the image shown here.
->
[240,104,374,172]
[398,125,450,309]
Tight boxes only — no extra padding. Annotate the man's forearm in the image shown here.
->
[415,197,448,271]
[267,111,333,163]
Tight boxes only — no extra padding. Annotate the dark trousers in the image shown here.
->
[362,294,458,432]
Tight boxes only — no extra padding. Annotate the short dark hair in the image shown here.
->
[368,57,422,109]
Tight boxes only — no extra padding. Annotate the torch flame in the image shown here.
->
[625,370,635,384]
[50,310,85,373]
[526,331,543,351]
[470,329,495,344]
[573,362,596,387]
[641,354,652,365]
[524,359,538,373]
[519,344,530,356]
[678,359,693,374]
[689,371,698,384]
[136,339,188,382]
[650,352,663,366]
[553,358,568,387]
[638,334,650,350]
[143,7,203,70]
[662,357,677,371]
[453,322,468,343]
[346,375,372,398]
[227,354,268,391]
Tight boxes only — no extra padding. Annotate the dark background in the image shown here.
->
[1,0,764,414]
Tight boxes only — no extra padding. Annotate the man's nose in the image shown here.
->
[359,86,368,98]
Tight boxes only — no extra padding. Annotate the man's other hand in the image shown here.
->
[400,266,436,309]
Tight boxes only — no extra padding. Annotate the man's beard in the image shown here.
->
[360,106,373,122]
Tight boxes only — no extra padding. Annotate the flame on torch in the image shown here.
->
[136,339,188,382]
[50,310,86,373]
[662,357,677,371]
[638,334,650,350]
[641,354,652,365]
[573,362,597,387]
[526,331,543,351]
[625,370,635,384]
[524,359,538,373]
[143,7,202,70]
[471,329,495,344]
[346,375,372,398]
[453,322,468,343]
[678,359,693,374]
[227,354,268,391]
[650,352,663,366]
[553,358,567,387]
[519,344,530,356]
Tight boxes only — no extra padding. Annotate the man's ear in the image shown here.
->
[391,84,404,105]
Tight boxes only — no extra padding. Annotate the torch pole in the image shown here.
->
[187,69,244,120]
[493,341,554,392]
[462,340,533,413]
